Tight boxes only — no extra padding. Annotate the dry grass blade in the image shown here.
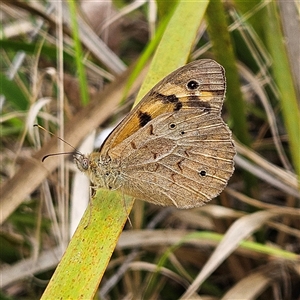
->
[234,140,299,197]
[61,3,126,74]
[0,246,63,289]
[129,261,190,288]
[69,130,95,235]
[221,264,275,300]
[181,210,280,298]
[235,154,299,198]
[238,62,292,171]
[226,188,300,215]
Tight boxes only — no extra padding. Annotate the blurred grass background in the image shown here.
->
[0,1,299,299]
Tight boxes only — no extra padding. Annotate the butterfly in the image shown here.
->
[74,59,235,209]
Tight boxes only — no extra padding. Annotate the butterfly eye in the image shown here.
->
[186,80,200,90]
[81,158,89,170]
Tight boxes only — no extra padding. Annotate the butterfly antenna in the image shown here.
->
[34,124,83,161]
[34,124,80,151]
[41,152,76,162]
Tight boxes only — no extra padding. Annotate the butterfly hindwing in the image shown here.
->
[110,109,235,208]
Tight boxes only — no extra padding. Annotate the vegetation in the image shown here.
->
[1,1,299,299]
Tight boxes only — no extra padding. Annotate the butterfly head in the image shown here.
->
[74,153,99,187]
[74,153,91,173]
[74,152,99,186]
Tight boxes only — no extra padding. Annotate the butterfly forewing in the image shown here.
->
[100,59,225,155]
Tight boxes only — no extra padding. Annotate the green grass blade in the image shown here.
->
[0,72,28,110]
[67,0,90,106]
[205,0,250,146]
[0,40,75,64]
[41,191,133,299]
[205,0,257,193]
[265,1,300,180]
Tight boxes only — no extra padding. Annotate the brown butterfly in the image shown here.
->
[75,59,235,208]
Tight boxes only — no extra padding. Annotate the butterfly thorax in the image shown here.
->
[74,152,123,190]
